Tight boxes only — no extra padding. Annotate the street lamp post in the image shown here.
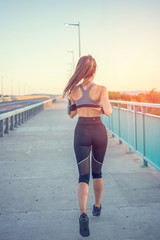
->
[18,80,20,96]
[66,51,75,73]
[1,76,4,96]
[11,79,13,96]
[67,63,73,79]
[64,21,81,58]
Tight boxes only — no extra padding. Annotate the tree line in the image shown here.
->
[108,89,160,116]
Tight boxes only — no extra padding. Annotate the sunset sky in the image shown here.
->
[0,0,160,95]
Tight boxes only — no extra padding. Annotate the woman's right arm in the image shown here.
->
[100,86,112,116]
[68,94,77,119]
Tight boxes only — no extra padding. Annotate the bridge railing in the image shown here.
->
[101,100,160,171]
[0,96,61,137]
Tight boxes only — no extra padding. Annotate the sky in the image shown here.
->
[0,0,160,95]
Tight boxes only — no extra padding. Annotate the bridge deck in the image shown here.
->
[0,99,160,240]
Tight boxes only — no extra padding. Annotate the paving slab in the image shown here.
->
[0,99,160,240]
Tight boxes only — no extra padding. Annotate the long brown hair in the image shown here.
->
[63,55,97,97]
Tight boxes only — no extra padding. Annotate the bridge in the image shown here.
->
[0,98,160,240]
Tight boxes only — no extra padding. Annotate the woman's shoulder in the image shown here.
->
[71,85,81,98]
[71,85,80,94]
[94,84,107,91]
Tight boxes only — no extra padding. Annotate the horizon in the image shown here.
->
[1,89,159,98]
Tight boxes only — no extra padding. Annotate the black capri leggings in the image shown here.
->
[74,117,108,185]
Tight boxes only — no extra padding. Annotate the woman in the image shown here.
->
[63,55,112,237]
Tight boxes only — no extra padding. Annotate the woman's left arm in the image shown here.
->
[68,95,77,118]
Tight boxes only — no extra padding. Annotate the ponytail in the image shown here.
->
[63,55,96,97]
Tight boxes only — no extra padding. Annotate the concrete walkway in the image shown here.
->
[0,99,160,240]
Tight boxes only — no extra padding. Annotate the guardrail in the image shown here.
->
[0,96,62,137]
[101,100,160,171]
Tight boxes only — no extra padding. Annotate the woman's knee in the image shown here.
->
[79,173,90,185]
[92,171,102,179]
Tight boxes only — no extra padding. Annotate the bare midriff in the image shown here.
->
[77,107,101,118]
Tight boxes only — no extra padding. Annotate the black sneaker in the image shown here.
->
[92,204,101,216]
[79,213,90,237]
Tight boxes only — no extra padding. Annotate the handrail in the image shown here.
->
[101,100,160,171]
[109,100,160,108]
[0,99,52,120]
[0,96,62,137]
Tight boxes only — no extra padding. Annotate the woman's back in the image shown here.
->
[71,83,103,117]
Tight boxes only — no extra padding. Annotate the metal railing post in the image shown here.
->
[0,120,4,137]
[5,118,9,134]
[118,103,122,144]
[111,103,115,137]
[24,111,27,122]
[14,114,18,128]
[133,105,138,151]
[18,113,21,125]
[27,110,29,120]
[108,114,110,129]
[127,104,132,152]
[22,112,24,123]
[142,106,148,167]
[10,116,14,130]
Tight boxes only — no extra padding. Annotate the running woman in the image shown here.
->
[63,55,112,237]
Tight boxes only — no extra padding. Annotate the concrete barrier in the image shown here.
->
[0,95,50,103]
[0,96,62,137]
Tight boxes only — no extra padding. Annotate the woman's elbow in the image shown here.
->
[104,108,112,116]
